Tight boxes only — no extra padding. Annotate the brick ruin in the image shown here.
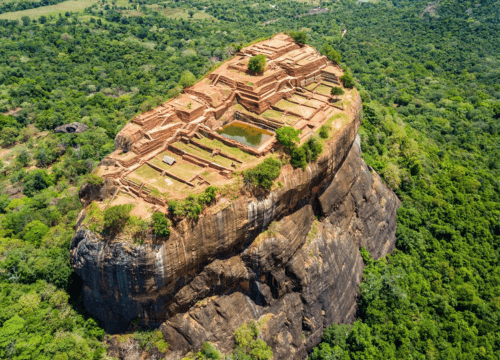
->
[96,34,346,211]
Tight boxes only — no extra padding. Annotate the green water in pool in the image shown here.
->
[217,122,273,148]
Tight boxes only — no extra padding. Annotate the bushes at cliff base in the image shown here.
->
[0,281,105,360]
[134,330,169,353]
[23,220,49,247]
[233,320,273,360]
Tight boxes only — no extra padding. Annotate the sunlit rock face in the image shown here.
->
[71,85,400,358]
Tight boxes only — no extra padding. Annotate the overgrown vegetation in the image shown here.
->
[134,329,169,353]
[168,186,217,220]
[330,86,344,98]
[0,0,499,358]
[152,212,171,238]
[103,204,133,231]
[275,126,301,152]
[319,125,329,139]
[187,320,272,360]
[248,54,266,74]
[243,158,282,190]
[339,72,355,89]
[276,126,323,169]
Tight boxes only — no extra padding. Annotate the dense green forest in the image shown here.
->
[0,0,499,358]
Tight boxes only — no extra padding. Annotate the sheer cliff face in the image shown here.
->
[70,93,400,358]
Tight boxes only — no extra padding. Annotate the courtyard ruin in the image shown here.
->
[96,34,347,215]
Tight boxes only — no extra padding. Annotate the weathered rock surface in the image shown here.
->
[54,122,89,133]
[70,93,400,358]
[158,137,399,359]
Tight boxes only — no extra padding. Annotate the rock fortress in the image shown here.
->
[71,34,400,359]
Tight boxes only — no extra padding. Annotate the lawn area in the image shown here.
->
[200,170,222,185]
[174,141,235,169]
[149,151,180,171]
[262,109,284,121]
[0,0,98,20]
[314,84,333,96]
[150,151,202,181]
[275,99,301,112]
[196,136,257,164]
[306,82,319,90]
[321,112,351,138]
[168,160,202,181]
[126,162,199,200]
[2,0,42,3]
[134,163,161,181]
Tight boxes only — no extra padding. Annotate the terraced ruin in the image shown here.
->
[97,33,347,214]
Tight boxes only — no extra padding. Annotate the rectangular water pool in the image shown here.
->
[217,121,273,148]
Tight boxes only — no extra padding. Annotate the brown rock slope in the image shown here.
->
[70,90,400,358]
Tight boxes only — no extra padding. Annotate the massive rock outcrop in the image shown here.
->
[70,90,400,358]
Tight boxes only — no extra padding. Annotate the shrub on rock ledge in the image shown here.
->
[104,204,133,231]
[152,212,171,238]
[248,54,266,74]
[319,125,330,139]
[243,158,282,190]
[275,126,301,152]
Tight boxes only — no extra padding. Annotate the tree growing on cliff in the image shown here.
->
[243,158,282,190]
[291,146,307,169]
[152,212,171,238]
[233,321,273,360]
[328,49,342,64]
[248,54,266,74]
[104,204,133,231]
[275,126,301,152]
[319,125,330,139]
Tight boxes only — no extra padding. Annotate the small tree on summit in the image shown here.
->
[248,54,266,74]
[276,126,301,152]
[330,86,345,100]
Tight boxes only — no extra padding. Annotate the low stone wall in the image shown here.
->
[145,162,195,188]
